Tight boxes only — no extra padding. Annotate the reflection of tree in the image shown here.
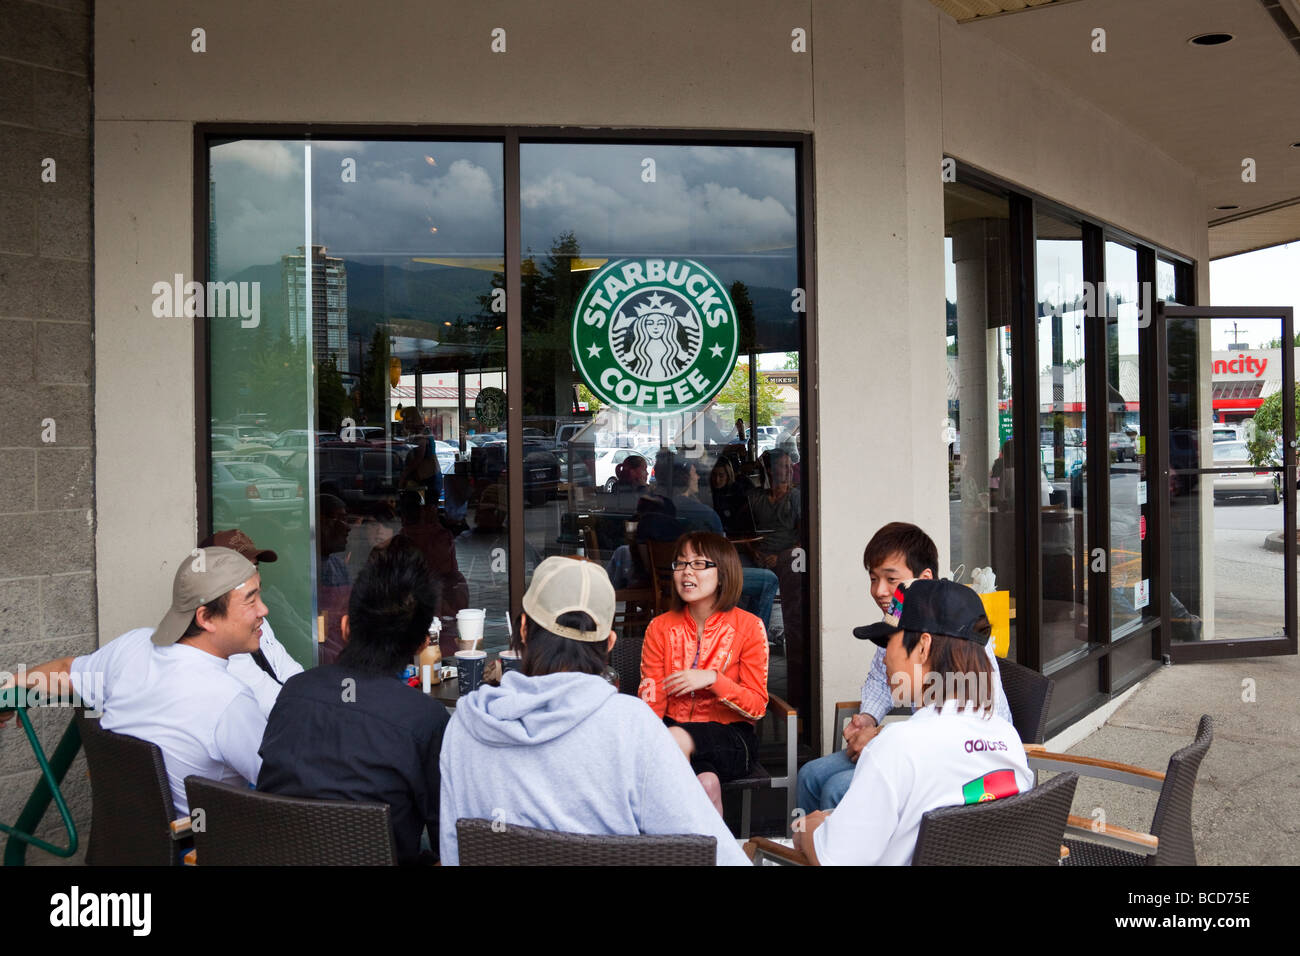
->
[1249,390,1296,466]
[480,231,585,420]
[783,351,798,370]
[358,327,391,426]
[317,355,348,432]
[730,281,756,354]
[716,362,782,426]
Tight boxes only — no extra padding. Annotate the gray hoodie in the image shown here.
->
[439,670,750,865]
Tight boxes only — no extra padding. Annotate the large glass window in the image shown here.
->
[517,143,806,707]
[943,183,1018,658]
[1104,240,1150,636]
[207,135,809,715]
[1035,213,1088,664]
[209,139,506,666]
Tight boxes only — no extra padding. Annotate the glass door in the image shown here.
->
[1157,303,1297,661]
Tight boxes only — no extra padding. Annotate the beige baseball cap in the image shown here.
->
[152,547,257,647]
[522,557,616,642]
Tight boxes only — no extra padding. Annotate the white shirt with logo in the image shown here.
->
[69,628,267,815]
[812,701,1034,866]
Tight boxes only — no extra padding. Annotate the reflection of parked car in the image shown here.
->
[469,442,560,506]
[1109,431,1135,462]
[555,450,592,493]
[593,448,641,492]
[1212,426,1241,443]
[1212,441,1278,504]
[317,446,410,513]
[273,430,334,449]
[211,434,272,460]
[212,461,304,523]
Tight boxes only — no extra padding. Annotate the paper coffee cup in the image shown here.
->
[457,608,486,644]
[455,649,488,695]
[498,649,522,674]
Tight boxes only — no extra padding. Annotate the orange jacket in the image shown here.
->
[638,607,769,724]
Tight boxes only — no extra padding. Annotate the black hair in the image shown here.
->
[901,621,995,713]
[181,591,232,638]
[337,543,438,675]
[863,522,940,578]
[520,611,608,677]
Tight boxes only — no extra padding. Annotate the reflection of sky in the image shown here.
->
[1210,242,1300,349]
[212,140,799,291]
[211,140,505,275]
[521,144,798,290]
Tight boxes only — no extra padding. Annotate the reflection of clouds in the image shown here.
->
[213,140,301,180]
[521,144,796,255]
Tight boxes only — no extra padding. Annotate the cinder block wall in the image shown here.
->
[0,0,95,865]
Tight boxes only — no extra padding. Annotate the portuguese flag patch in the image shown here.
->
[961,769,1020,804]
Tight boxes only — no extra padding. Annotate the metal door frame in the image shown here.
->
[1154,302,1297,662]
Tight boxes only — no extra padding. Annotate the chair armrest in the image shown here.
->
[171,815,193,839]
[1027,751,1165,792]
[833,699,858,711]
[1065,815,1159,856]
[743,837,810,866]
[768,694,797,718]
[183,848,197,866]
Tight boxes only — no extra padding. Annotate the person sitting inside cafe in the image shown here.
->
[792,579,1032,865]
[258,540,450,865]
[438,556,749,865]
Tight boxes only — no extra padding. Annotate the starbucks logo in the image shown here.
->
[572,258,738,416]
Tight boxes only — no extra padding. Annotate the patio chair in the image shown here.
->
[744,770,1078,866]
[76,712,193,866]
[455,817,716,865]
[184,776,397,865]
[997,658,1054,745]
[1027,714,1213,866]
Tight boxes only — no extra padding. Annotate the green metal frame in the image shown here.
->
[0,700,81,865]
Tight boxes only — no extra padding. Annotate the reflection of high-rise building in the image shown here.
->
[281,244,349,373]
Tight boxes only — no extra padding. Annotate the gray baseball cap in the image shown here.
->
[522,557,616,642]
[152,547,257,647]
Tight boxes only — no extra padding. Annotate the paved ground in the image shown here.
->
[1057,651,1300,866]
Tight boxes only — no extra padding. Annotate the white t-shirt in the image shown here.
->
[225,619,304,718]
[813,701,1034,866]
[69,628,267,816]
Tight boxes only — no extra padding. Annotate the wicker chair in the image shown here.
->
[1028,714,1213,866]
[997,658,1055,745]
[744,770,1078,866]
[455,817,716,865]
[76,712,192,866]
[184,776,397,866]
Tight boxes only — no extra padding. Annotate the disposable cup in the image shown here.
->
[455,649,488,694]
[457,608,486,645]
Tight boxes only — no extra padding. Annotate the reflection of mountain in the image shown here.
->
[230,258,799,354]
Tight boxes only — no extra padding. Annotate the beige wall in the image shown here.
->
[93,0,1211,749]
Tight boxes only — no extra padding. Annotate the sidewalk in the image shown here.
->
[1053,653,1299,866]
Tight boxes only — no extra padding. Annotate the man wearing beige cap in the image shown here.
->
[0,547,269,816]
[438,556,749,865]
[200,528,304,717]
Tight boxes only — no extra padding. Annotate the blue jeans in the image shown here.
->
[738,568,779,634]
[796,749,857,813]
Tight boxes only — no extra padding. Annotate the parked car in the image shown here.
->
[1212,425,1241,443]
[1212,441,1278,504]
[212,461,304,523]
[273,430,335,450]
[317,445,410,513]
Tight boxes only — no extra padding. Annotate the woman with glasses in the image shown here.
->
[638,531,769,815]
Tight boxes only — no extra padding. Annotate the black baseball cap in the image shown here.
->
[852,579,990,647]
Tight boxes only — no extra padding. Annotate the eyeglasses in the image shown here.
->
[671,559,717,572]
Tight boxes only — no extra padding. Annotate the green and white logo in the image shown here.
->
[571,258,738,416]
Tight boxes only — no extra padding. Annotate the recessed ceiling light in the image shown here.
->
[1215,204,1240,211]
[1188,33,1233,46]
